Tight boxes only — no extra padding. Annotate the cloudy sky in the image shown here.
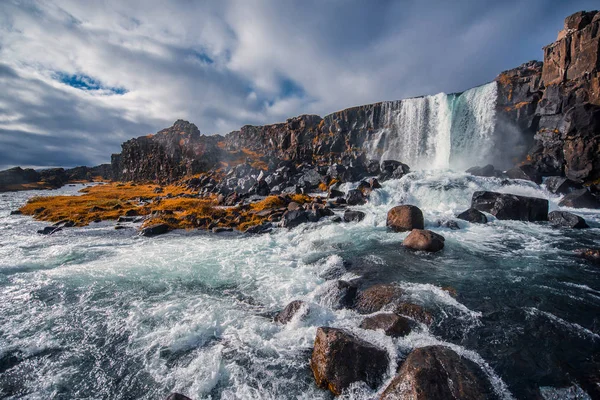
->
[0,0,596,169]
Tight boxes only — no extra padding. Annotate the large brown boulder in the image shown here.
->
[355,284,404,314]
[403,229,445,252]
[311,327,389,395]
[360,313,413,337]
[386,205,424,232]
[471,191,548,221]
[380,346,492,400]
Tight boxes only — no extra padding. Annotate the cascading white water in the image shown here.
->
[366,82,498,170]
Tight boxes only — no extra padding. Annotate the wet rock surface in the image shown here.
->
[386,205,424,232]
[354,284,404,314]
[457,208,488,224]
[380,346,493,400]
[471,191,548,221]
[548,211,588,229]
[359,313,413,337]
[403,229,445,252]
[310,327,389,395]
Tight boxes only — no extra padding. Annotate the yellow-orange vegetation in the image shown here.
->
[19,183,194,227]
[18,182,307,232]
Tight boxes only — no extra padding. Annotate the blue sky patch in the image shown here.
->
[279,77,304,98]
[56,72,127,95]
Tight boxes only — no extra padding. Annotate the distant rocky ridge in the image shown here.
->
[0,165,112,192]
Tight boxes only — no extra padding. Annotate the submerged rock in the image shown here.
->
[457,208,488,224]
[403,229,445,252]
[471,191,548,221]
[558,189,600,209]
[575,248,600,264]
[394,303,434,325]
[359,313,413,337]
[355,284,404,314]
[139,223,170,237]
[274,300,306,324]
[310,327,389,395]
[166,394,192,400]
[380,346,492,400]
[37,226,62,235]
[386,205,424,232]
[343,210,365,222]
[548,211,588,229]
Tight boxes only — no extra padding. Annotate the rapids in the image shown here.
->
[1,172,599,399]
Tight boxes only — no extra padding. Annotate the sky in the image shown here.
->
[0,0,597,169]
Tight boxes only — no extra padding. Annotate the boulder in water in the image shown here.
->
[379,160,410,181]
[281,210,309,228]
[505,164,542,184]
[310,327,389,395]
[558,189,600,209]
[457,208,488,224]
[380,346,492,400]
[360,313,413,337]
[274,300,306,324]
[465,164,496,177]
[343,210,365,222]
[355,284,404,314]
[346,189,366,206]
[139,223,170,237]
[548,211,588,229]
[544,176,583,194]
[386,205,424,232]
[471,191,548,221]
[403,229,445,252]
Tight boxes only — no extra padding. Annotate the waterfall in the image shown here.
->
[366,82,498,170]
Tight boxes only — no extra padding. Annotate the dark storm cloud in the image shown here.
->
[0,0,597,168]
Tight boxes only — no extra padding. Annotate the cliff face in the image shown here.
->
[112,120,223,182]
[499,10,600,182]
[111,10,600,184]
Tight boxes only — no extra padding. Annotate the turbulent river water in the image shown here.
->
[1,172,599,399]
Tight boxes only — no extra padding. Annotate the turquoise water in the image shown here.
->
[1,172,599,399]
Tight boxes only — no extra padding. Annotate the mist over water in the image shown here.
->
[1,173,599,399]
[367,82,499,170]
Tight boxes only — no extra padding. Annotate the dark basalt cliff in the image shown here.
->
[495,10,600,182]
[110,10,600,185]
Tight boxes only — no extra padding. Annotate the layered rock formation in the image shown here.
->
[107,10,599,186]
[495,11,600,182]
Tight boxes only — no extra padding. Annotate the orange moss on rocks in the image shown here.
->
[18,182,307,233]
[19,182,193,227]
